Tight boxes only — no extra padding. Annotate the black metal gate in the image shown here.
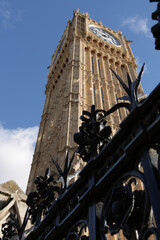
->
[1,67,160,240]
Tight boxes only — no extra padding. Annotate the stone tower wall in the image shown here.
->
[26,10,144,194]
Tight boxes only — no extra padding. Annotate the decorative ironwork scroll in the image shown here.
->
[26,168,60,226]
[100,171,155,239]
[74,105,112,161]
[65,220,89,240]
[0,214,19,240]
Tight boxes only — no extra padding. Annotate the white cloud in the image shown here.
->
[122,15,152,38]
[0,124,38,192]
[0,0,22,28]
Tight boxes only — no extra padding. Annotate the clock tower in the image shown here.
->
[26,10,144,193]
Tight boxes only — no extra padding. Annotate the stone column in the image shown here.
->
[109,59,121,130]
[94,52,102,109]
[85,47,93,110]
[116,62,127,120]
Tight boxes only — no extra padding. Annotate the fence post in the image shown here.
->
[88,171,97,240]
[141,149,160,238]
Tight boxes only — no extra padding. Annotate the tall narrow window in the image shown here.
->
[91,56,94,74]
[101,88,105,110]
[125,108,128,116]
[93,84,96,107]
[121,65,126,84]
[116,95,122,120]
[98,59,101,77]
[110,66,115,84]
[105,61,109,81]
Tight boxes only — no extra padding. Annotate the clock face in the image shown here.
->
[89,25,121,47]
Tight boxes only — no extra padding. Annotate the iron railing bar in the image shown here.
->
[141,150,160,239]
[95,114,160,192]
[95,129,147,193]
[146,115,160,141]
[44,203,83,240]
[78,186,94,203]
[95,153,127,194]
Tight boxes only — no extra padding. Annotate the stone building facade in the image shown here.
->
[26,10,144,194]
[0,181,29,239]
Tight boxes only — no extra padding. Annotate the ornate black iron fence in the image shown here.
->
[1,66,160,239]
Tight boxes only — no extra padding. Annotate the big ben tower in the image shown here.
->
[27,10,143,193]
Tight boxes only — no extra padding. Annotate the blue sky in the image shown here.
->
[0,0,159,191]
